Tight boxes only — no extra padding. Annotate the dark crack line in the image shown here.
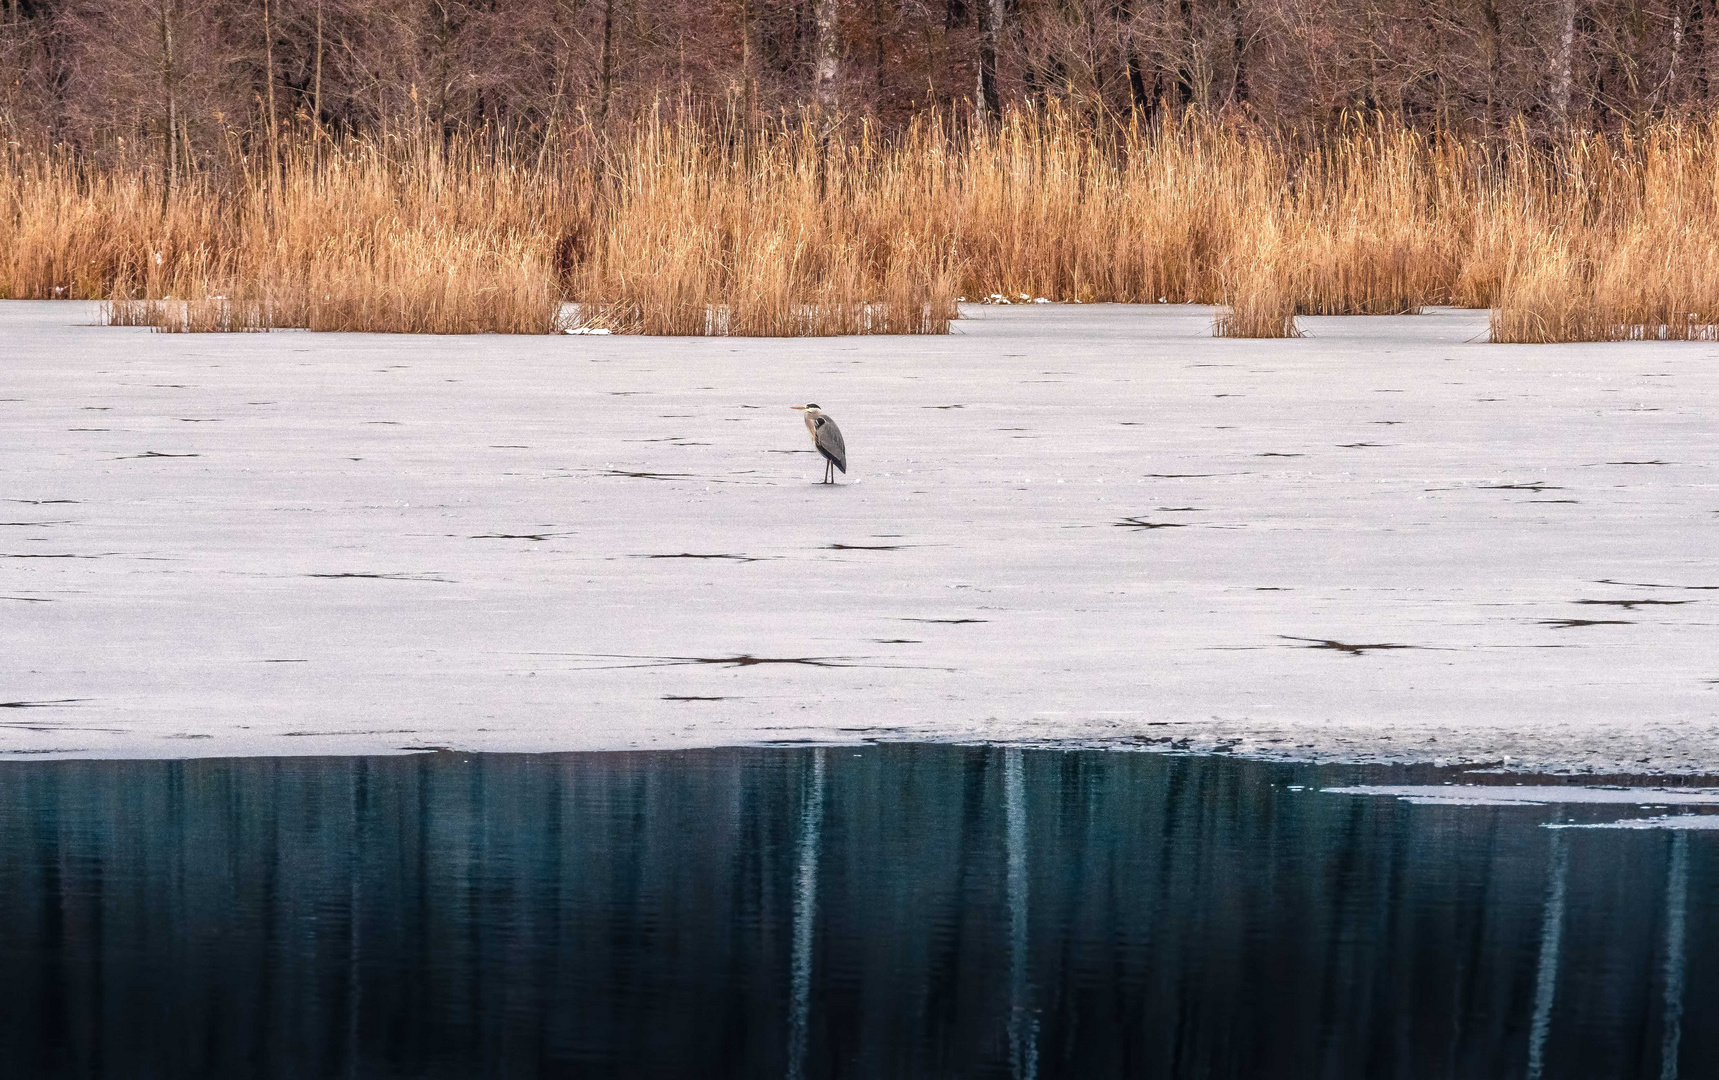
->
[2,748,91,755]
[281,729,420,737]
[1279,635,1416,655]
[1479,483,1562,491]
[1597,579,1719,591]
[536,651,951,672]
[546,652,861,669]
[1116,517,1189,529]
[305,572,454,582]
[1575,599,1694,610]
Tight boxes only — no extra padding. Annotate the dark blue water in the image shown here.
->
[0,746,1712,1079]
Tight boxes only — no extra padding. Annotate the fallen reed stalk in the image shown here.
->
[4,111,1719,339]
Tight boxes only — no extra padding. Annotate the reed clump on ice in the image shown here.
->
[4,110,1719,340]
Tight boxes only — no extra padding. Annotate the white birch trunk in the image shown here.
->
[1551,0,1577,127]
[813,0,840,109]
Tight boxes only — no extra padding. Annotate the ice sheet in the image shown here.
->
[1323,785,1719,806]
[3,302,1716,768]
[1547,814,1719,829]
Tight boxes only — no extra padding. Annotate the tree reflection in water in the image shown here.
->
[0,746,1711,1079]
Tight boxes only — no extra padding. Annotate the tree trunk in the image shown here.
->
[1116,0,1156,117]
[975,0,1001,117]
[873,0,886,94]
[1480,0,1502,132]
[813,0,840,109]
[1175,0,1195,106]
[599,0,616,121]
[263,0,279,187]
[1228,0,1246,104]
[1552,0,1577,127]
[741,0,756,117]
[1691,0,1710,106]
[434,1,452,140]
[1125,48,1149,113]
[158,0,178,201]
[313,0,324,143]
[1664,7,1685,114]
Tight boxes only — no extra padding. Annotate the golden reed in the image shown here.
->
[3,110,1718,340]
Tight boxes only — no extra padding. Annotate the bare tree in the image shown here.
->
[0,0,1706,150]
[599,0,617,119]
[313,0,325,140]
[1552,0,1578,125]
[262,0,281,181]
[813,0,840,107]
[158,0,181,196]
[976,0,1001,116]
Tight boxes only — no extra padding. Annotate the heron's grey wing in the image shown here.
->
[815,416,847,473]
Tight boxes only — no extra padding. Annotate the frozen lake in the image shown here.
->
[3,301,1716,770]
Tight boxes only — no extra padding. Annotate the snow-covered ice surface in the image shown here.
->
[4,301,1717,769]
[1324,785,1719,806]
[1549,814,1719,829]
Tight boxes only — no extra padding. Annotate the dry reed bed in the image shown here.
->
[5,114,1719,340]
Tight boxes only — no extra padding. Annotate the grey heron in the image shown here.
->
[792,404,847,484]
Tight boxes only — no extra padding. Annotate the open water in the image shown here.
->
[1,746,1713,1078]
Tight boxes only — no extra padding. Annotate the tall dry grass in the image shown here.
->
[5,111,1719,339]
[1485,125,1719,343]
[3,135,575,334]
[571,114,956,334]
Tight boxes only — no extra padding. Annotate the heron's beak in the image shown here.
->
[790,405,806,411]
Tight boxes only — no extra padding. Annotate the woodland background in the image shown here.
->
[0,0,1709,153]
